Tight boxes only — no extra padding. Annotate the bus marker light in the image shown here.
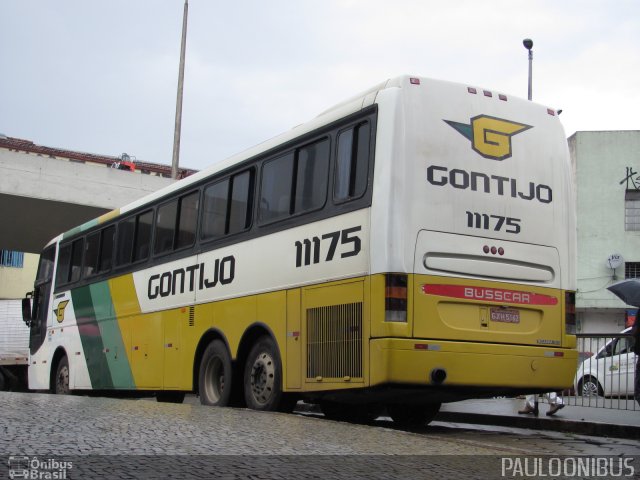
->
[498,247,505,255]
[483,90,492,97]
[499,94,507,101]
[467,87,477,94]
[544,351,564,357]
[547,108,555,116]
[483,245,490,253]
[410,78,420,85]
[490,246,497,255]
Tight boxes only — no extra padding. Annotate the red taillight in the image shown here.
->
[565,291,576,334]
[385,274,408,322]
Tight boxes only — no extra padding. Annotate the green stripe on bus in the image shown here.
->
[89,282,135,389]
[71,285,114,389]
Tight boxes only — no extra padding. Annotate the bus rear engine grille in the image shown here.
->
[306,302,363,381]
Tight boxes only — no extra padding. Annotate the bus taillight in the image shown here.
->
[385,274,408,322]
[565,291,576,334]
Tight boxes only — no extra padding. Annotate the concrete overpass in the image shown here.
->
[0,140,185,254]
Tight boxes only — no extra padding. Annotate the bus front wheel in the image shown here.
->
[199,339,232,406]
[53,356,70,395]
[243,336,283,411]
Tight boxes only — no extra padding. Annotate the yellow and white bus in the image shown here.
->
[23,75,577,425]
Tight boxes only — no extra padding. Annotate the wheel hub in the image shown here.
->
[250,352,275,404]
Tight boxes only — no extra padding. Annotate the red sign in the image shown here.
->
[421,284,558,306]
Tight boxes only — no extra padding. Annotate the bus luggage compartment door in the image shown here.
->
[412,230,563,347]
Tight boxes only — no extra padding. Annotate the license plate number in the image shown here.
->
[490,308,520,324]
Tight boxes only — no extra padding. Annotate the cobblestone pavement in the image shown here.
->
[1,392,638,479]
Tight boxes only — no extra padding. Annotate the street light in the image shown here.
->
[171,0,189,180]
[523,38,533,101]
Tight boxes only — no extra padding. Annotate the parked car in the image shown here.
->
[574,328,637,397]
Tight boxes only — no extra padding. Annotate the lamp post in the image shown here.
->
[171,0,189,180]
[523,38,533,101]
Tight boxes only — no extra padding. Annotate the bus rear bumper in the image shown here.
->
[370,338,578,393]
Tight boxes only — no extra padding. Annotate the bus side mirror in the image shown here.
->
[22,295,33,326]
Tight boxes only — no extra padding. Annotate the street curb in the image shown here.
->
[434,411,640,440]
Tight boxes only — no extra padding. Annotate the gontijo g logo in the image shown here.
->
[445,115,532,160]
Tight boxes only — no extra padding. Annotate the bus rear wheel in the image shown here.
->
[199,340,232,406]
[53,356,70,395]
[387,403,441,428]
[243,336,283,411]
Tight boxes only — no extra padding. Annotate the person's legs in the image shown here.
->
[518,394,538,415]
[546,391,565,416]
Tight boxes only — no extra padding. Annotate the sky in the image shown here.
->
[1,1,639,171]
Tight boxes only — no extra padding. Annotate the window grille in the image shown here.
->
[624,190,640,231]
[625,262,640,279]
[0,250,24,268]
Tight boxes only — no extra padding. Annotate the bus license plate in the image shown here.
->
[490,308,520,324]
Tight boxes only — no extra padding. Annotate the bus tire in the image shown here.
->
[199,340,232,406]
[243,336,283,411]
[53,356,70,395]
[387,403,441,427]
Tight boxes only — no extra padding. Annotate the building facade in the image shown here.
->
[570,130,640,334]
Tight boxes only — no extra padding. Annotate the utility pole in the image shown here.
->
[171,0,189,180]
[523,38,533,101]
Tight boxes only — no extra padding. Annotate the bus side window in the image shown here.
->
[335,122,370,202]
[228,170,253,234]
[294,139,329,213]
[202,170,253,241]
[176,191,199,249]
[133,210,153,261]
[55,244,72,286]
[69,238,84,283]
[202,179,230,240]
[115,217,135,266]
[155,200,178,255]
[259,153,294,224]
[83,232,100,277]
[55,238,84,286]
[99,225,116,273]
